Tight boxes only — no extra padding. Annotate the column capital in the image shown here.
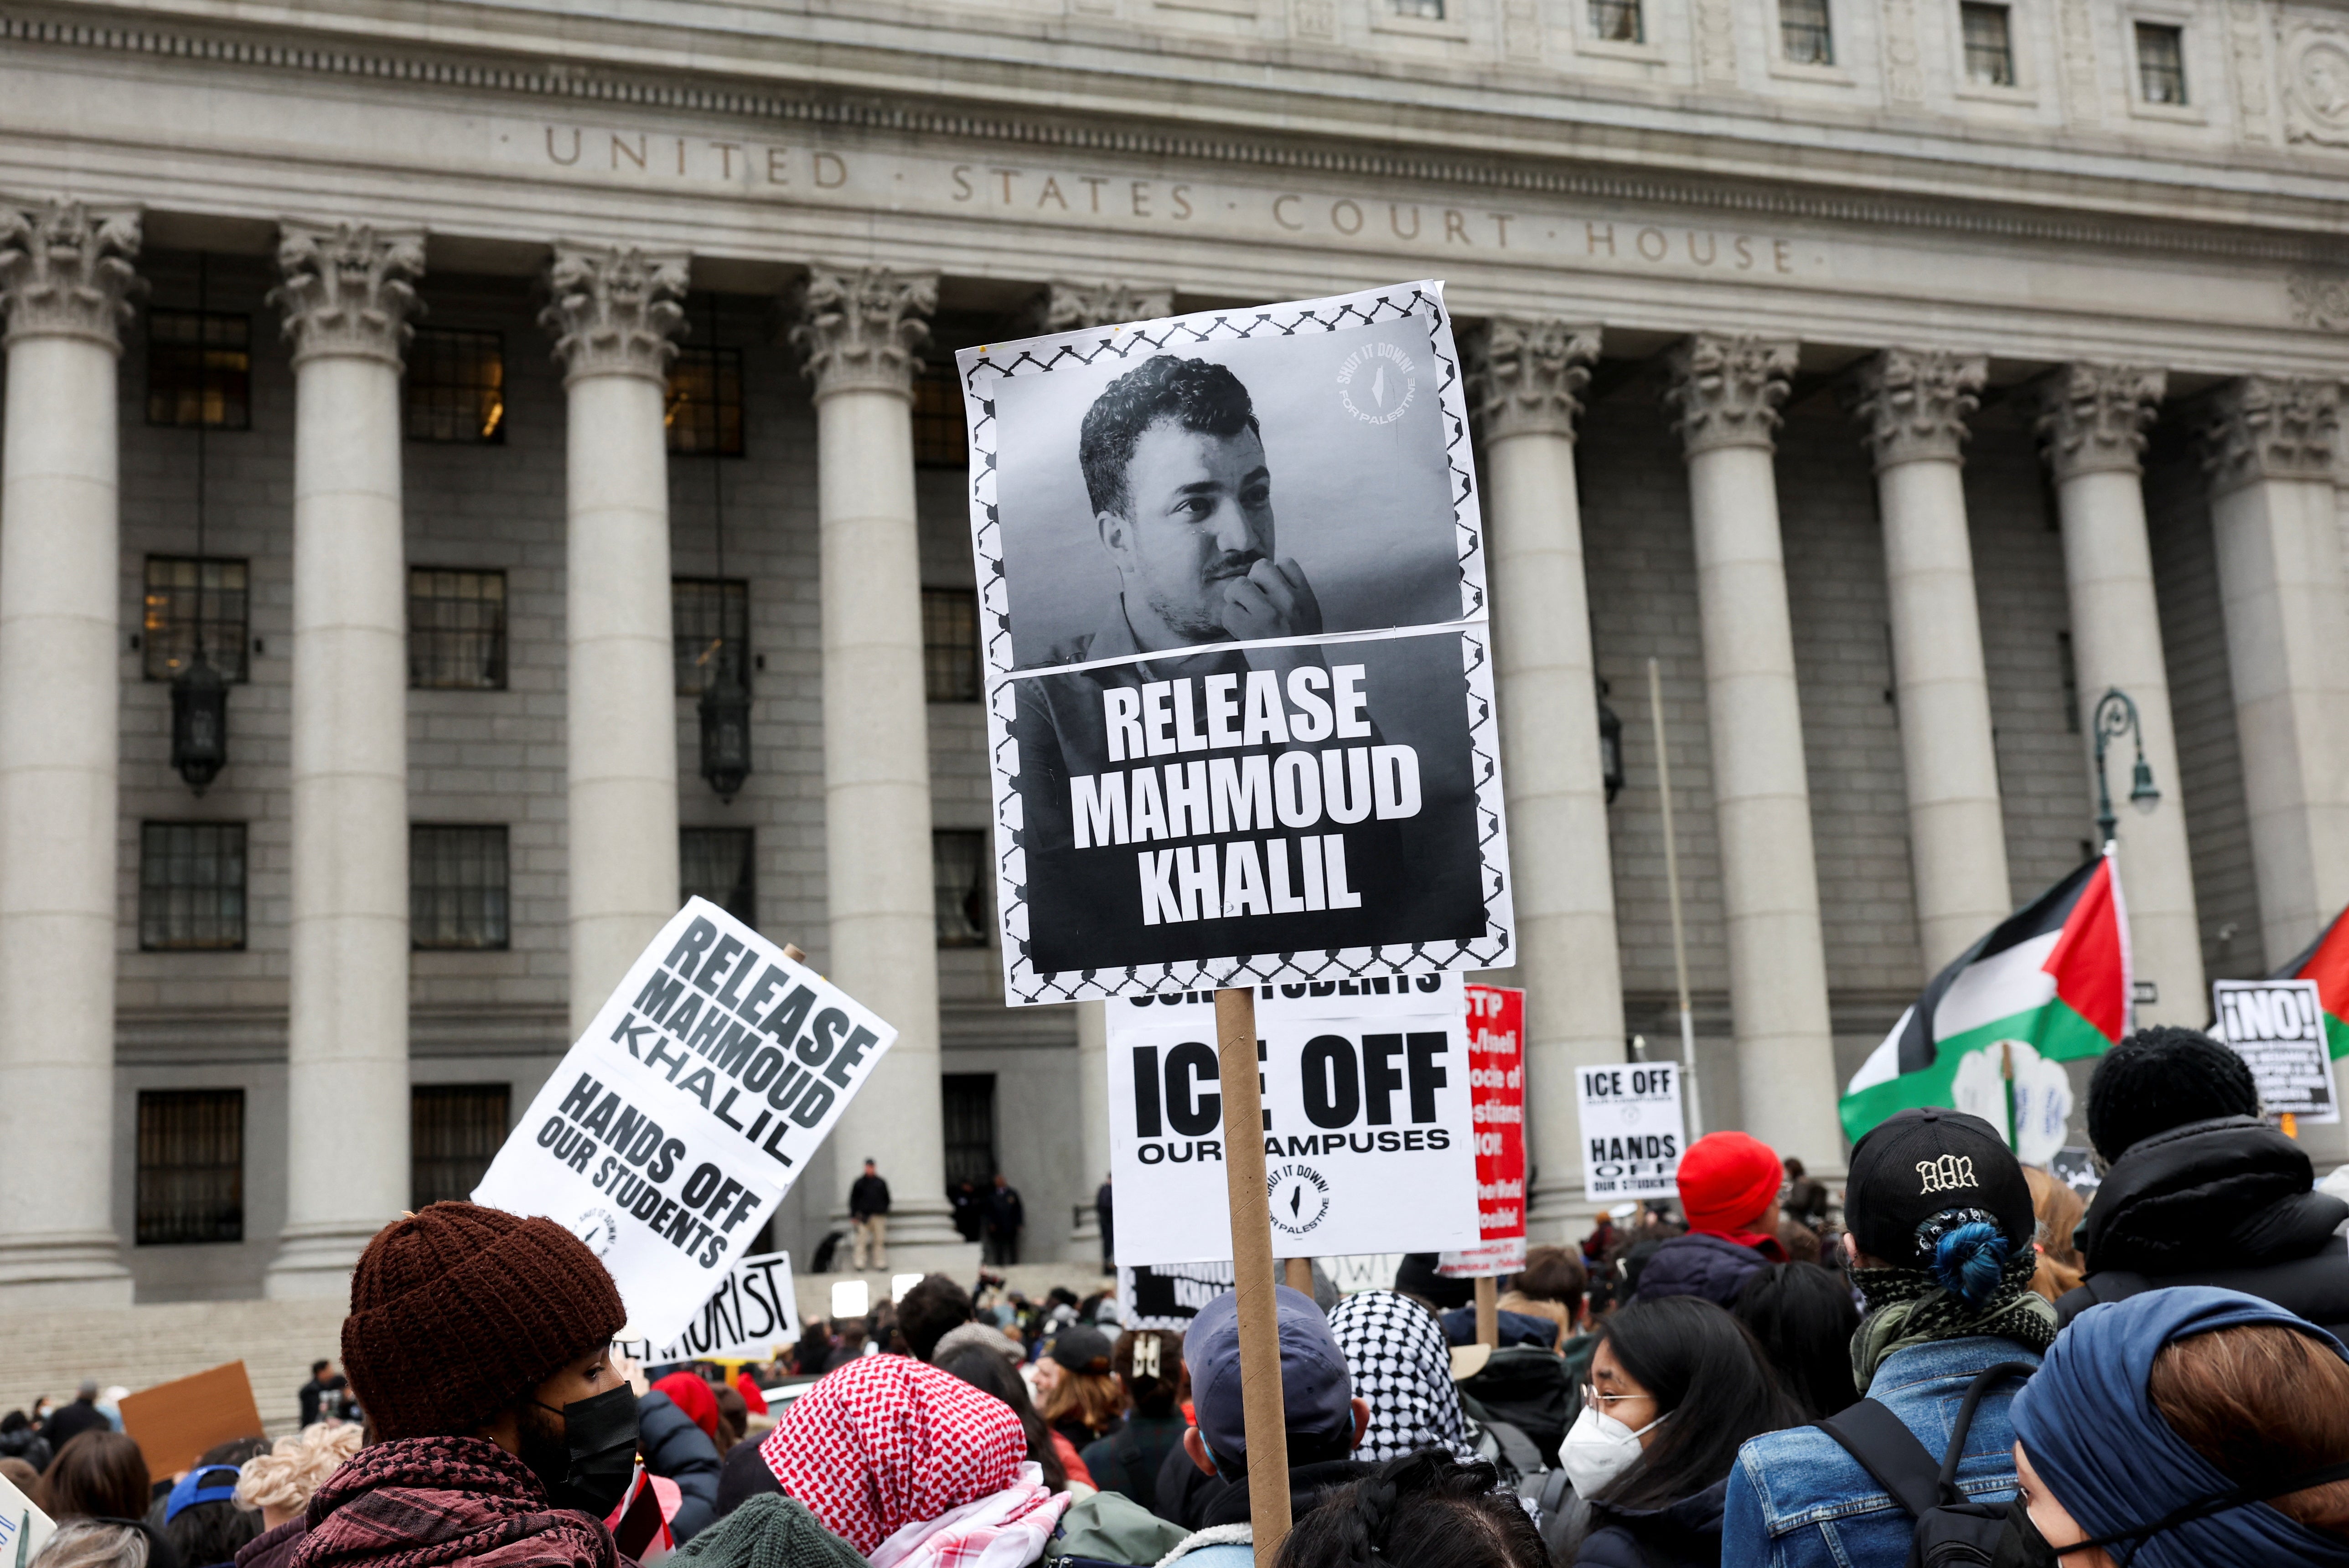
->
[1469,317,1602,443]
[1665,333,1798,457]
[1843,348,1986,470]
[0,200,142,351]
[270,222,426,369]
[2198,375,2343,495]
[539,243,689,385]
[2034,363,2166,480]
[1042,280,1172,332]
[791,265,937,402]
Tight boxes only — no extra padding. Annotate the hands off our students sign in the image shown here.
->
[475,899,896,1344]
[1106,975,1480,1263]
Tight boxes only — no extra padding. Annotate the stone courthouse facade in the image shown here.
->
[1,0,2346,1305]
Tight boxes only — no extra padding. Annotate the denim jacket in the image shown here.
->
[1720,1335,2040,1568]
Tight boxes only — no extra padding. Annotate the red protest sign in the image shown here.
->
[1438,985,1526,1278]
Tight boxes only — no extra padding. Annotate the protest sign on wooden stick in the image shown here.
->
[1216,986,1291,1568]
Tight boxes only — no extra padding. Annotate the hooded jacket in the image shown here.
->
[1573,1476,1728,1568]
[637,1390,724,1544]
[1632,1233,1779,1310]
[2056,1114,2349,1339]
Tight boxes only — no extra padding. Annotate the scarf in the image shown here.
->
[1850,1248,2059,1390]
[2013,1286,2349,1568]
[864,1462,1069,1568]
[757,1357,1029,1554]
[1326,1290,1479,1463]
[289,1437,617,1568]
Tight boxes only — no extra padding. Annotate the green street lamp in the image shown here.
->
[2091,687,2160,846]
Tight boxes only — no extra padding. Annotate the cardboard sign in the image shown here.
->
[615,1251,800,1364]
[117,1362,264,1477]
[1578,1063,1686,1202]
[2048,1146,2101,1198]
[474,899,897,1342]
[1117,1261,1238,1329]
[1439,985,1527,1278]
[959,281,1515,1004]
[0,1468,53,1568]
[2214,979,2338,1124]
[1106,975,1478,1263]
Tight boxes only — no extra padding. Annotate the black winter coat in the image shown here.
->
[636,1389,724,1543]
[2058,1114,2349,1341]
[1631,1234,1771,1310]
[1572,1477,1728,1568]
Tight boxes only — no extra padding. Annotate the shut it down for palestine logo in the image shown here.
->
[1336,341,1418,425]
[575,1207,621,1256]
[1268,1162,1332,1236]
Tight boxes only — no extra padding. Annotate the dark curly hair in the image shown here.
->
[1273,1452,1545,1568]
[1078,355,1258,520]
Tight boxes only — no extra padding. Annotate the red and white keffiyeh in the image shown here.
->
[865,1462,1070,1568]
[757,1357,1030,1554]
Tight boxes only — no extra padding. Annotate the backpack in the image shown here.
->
[1454,1346,1574,1465]
[1812,1361,2037,1568]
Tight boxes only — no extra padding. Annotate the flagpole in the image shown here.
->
[1649,657,1702,1139]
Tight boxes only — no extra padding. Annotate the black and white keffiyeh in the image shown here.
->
[1326,1289,1480,1463]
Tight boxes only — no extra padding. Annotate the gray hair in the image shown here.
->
[75,1379,98,1400]
[32,1521,149,1568]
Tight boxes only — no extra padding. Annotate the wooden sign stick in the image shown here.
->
[1474,1275,1499,1348]
[1215,985,1292,1568]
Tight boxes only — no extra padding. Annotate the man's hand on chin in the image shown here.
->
[1221,557,1322,645]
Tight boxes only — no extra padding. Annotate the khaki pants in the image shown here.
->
[851,1213,888,1270]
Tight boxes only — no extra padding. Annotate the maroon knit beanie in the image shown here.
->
[342,1202,626,1441]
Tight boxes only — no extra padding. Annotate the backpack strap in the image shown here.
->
[1813,1360,2037,1518]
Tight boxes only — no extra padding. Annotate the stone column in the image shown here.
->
[1846,350,2012,974]
[1471,319,1628,1233]
[2036,366,2205,1026]
[541,247,688,1036]
[1044,281,1169,1268]
[2199,378,2349,962]
[264,223,427,1295]
[790,265,968,1267]
[1663,335,1844,1170]
[0,201,140,1306]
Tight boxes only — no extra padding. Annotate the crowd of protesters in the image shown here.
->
[11,1022,2349,1568]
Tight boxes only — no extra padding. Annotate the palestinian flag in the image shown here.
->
[2271,905,2349,1060]
[1842,847,2130,1143]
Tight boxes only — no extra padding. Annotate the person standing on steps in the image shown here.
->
[849,1159,891,1272]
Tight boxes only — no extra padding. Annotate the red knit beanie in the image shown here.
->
[653,1372,720,1440]
[1676,1131,1784,1236]
[342,1202,626,1441]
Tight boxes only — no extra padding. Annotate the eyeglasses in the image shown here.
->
[1583,1385,1654,1412]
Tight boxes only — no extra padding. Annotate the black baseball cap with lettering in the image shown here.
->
[1846,1108,2035,1268]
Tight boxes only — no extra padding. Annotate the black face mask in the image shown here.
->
[1990,1501,2070,1568]
[1990,1454,2349,1568]
[524,1384,639,1517]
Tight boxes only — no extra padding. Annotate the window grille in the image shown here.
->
[1961,2,2015,84]
[1588,0,1644,41]
[411,1084,510,1207]
[143,557,250,683]
[913,364,968,469]
[407,328,507,444]
[411,825,510,950]
[673,578,750,696]
[923,588,982,702]
[934,829,991,949]
[667,346,745,456]
[2136,22,2186,103]
[140,822,247,951]
[409,569,508,690]
[136,1089,244,1245]
[682,827,757,929]
[146,309,251,429]
[942,1074,998,1186]
[1781,0,1834,62]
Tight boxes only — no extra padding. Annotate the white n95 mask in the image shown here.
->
[1557,1403,1665,1498]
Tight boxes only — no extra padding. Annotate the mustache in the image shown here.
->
[1203,550,1265,583]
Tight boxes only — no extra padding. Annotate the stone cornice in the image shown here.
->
[1,7,2345,267]
[1843,348,1986,470]
[2198,376,2343,494]
[271,221,425,369]
[2034,363,2166,481]
[0,198,141,350]
[539,242,688,384]
[1666,333,1798,458]
[791,265,936,402]
[1468,318,1602,444]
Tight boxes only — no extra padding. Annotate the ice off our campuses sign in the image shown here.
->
[475,899,897,1343]
[1106,975,1479,1264]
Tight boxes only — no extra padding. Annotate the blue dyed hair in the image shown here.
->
[1923,1211,2011,1309]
